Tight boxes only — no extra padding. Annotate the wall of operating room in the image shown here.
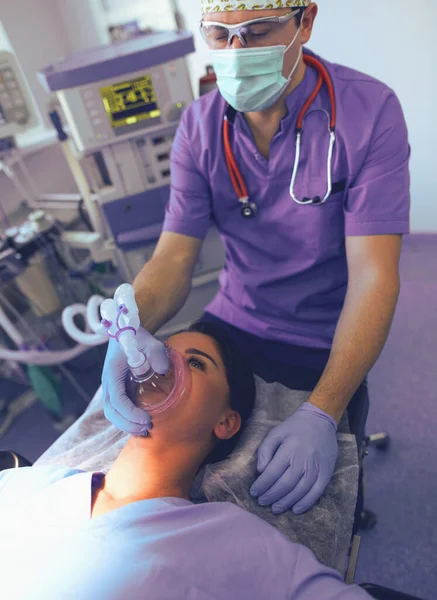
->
[0,0,435,231]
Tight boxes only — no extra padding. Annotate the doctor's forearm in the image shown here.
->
[133,256,192,334]
[308,274,400,422]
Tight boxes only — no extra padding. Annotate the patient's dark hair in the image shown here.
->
[188,320,256,466]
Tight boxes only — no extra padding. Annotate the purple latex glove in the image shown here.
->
[101,326,169,435]
[250,403,338,515]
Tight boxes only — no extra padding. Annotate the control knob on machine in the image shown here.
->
[163,102,185,123]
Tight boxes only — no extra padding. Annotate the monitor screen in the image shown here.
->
[100,75,160,129]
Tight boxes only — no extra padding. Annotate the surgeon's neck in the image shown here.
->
[98,434,205,506]
[244,57,306,159]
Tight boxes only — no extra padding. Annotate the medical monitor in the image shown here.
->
[100,75,161,129]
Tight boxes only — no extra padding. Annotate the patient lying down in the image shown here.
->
[0,321,369,600]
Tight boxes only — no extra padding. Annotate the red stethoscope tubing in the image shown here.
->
[297,55,336,130]
[223,118,249,201]
[223,54,336,211]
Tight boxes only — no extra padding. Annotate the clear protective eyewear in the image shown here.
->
[200,8,301,49]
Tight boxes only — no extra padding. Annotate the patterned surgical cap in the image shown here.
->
[201,0,310,14]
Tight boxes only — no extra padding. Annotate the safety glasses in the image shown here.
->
[200,9,301,49]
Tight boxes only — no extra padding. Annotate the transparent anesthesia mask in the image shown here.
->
[100,283,192,423]
[127,345,191,418]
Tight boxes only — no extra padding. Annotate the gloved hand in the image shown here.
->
[101,326,169,435]
[250,403,338,515]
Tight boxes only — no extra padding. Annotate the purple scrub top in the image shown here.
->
[163,49,410,349]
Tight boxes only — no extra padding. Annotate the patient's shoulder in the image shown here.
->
[204,502,298,584]
[0,465,83,501]
[208,500,285,526]
[204,501,298,550]
[200,502,361,598]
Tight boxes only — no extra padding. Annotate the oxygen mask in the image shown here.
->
[101,284,191,423]
[127,345,191,418]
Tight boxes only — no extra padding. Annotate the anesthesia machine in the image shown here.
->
[38,32,224,337]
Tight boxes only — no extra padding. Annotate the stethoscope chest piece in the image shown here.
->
[241,201,257,218]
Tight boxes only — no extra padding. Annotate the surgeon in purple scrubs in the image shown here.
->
[102,0,410,516]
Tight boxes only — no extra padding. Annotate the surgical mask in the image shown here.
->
[210,25,302,113]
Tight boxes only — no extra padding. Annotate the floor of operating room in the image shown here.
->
[0,234,436,600]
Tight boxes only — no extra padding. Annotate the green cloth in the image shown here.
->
[27,365,62,420]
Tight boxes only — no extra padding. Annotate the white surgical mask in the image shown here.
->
[210,25,302,113]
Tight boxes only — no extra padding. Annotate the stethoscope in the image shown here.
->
[223,54,337,219]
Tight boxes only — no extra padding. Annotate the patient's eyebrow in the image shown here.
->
[185,348,218,370]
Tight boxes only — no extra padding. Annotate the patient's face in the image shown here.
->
[148,331,239,447]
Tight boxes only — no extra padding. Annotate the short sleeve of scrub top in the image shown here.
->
[164,108,213,240]
[344,89,410,236]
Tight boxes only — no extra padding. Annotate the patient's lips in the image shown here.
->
[137,370,176,402]
[126,348,191,418]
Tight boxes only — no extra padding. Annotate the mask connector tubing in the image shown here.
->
[105,304,138,343]
[102,303,150,373]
